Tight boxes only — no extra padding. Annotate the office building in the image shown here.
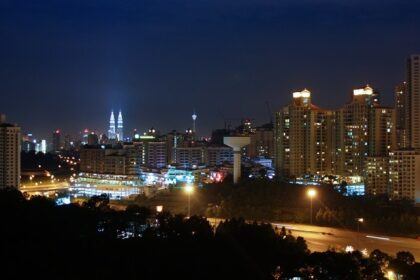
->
[108,111,116,140]
[116,110,124,141]
[0,114,21,189]
[206,146,233,166]
[80,144,142,176]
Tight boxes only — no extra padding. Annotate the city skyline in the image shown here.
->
[1,1,420,138]
[11,76,417,141]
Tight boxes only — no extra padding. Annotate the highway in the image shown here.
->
[20,182,70,195]
[272,222,420,260]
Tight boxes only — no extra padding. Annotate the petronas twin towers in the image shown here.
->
[108,110,123,141]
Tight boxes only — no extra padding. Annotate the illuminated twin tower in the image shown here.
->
[108,110,124,141]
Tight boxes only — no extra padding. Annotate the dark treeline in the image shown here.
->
[1,188,419,279]
[196,180,420,235]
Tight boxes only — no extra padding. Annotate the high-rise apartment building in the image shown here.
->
[0,114,21,189]
[275,89,333,178]
[395,82,408,149]
[407,55,420,148]
[365,157,390,196]
[389,150,420,203]
[334,86,379,177]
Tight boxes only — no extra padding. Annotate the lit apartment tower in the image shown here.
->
[364,107,396,196]
[365,157,390,196]
[395,82,408,148]
[334,85,379,177]
[275,89,332,178]
[108,111,116,140]
[0,114,21,189]
[407,55,420,148]
[52,129,61,153]
[368,107,396,157]
[116,110,124,141]
[389,150,420,203]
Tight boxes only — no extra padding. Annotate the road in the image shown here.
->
[272,222,420,260]
[207,218,420,260]
[20,182,70,195]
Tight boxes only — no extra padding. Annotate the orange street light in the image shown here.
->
[307,188,317,225]
[184,185,194,217]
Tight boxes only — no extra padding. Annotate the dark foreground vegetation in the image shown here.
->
[1,188,419,279]
[134,180,420,236]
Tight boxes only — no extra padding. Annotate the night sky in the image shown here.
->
[1,0,420,139]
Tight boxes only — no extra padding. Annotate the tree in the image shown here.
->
[83,194,110,210]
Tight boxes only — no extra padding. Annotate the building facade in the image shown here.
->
[395,82,408,149]
[0,115,21,189]
[407,55,420,149]
[275,89,333,178]
[389,150,420,203]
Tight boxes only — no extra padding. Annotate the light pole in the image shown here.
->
[307,188,317,225]
[356,217,364,233]
[356,217,364,248]
[184,185,194,218]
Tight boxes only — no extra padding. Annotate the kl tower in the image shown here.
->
[224,136,250,184]
[192,111,197,140]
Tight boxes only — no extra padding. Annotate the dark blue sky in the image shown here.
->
[1,0,419,139]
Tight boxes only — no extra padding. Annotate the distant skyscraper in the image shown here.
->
[0,114,21,189]
[52,129,61,153]
[21,133,35,152]
[41,140,47,154]
[407,55,420,148]
[87,133,99,145]
[116,110,124,141]
[108,111,116,140]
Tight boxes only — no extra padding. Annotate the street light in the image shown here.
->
[356,217,364,248]
[184,185,194,218]
[307,188,317,225]
[357,217,364,232]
